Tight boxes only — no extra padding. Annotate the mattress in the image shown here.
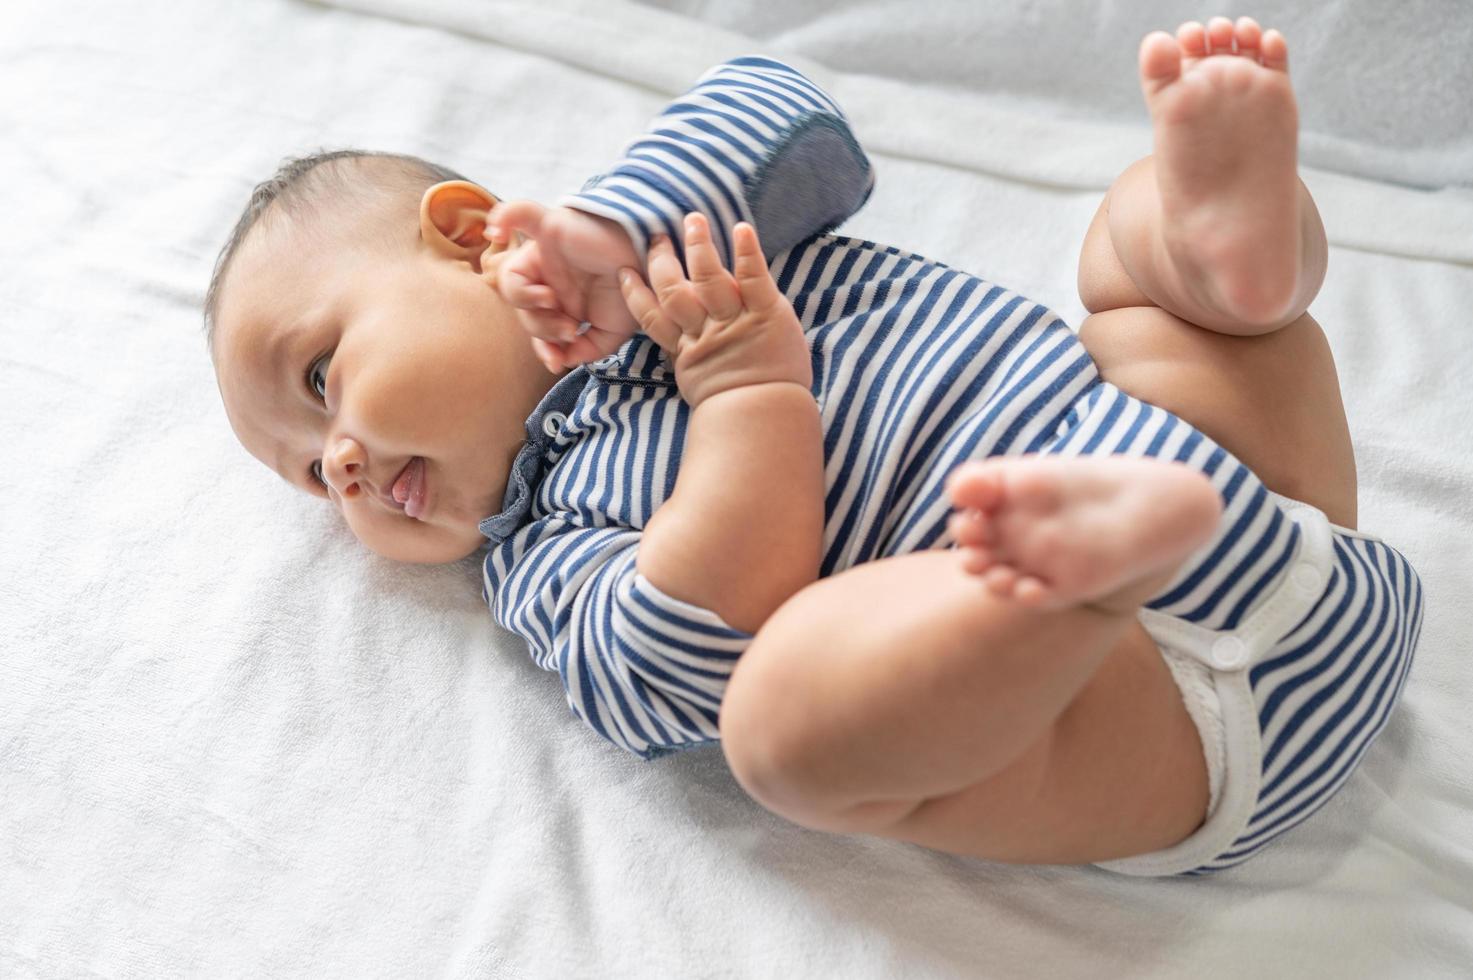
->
[2,0,1470,975]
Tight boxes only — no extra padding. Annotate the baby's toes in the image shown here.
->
[959,546,997,576]
[983,565,1021,599]
[947,508,995,548]
[1175,21,1207,63]
[1138,30,1182,94]
[1259,28,1289,71]
[1205,16,1235,55]
[1012,575,1054,607]
[944,461,1006,512]
[1233,16,1262,60]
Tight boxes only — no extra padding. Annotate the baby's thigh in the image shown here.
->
[1077,306,1358,528]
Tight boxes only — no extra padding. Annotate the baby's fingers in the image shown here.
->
[485,199,546,246]
[530,337,567,375]
[681,213,740,322]
[731,222,782,313]
[500,253,585,343]
[497,246,557,310]
[532,323,617,375]
[618,267,681,354]
[644,234,706,333]
[554,326,621,371]
[500,273,560,315]
[489,204,585,323]
[515,304,585,346]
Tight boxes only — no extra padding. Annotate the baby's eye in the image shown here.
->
[307,352,332,401]
[310,459,326,488]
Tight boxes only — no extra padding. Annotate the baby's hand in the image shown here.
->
[619,213,812,409]
[486,201,642,373]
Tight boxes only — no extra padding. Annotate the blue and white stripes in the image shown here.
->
[1043,381,1308,635]
[1038,384,1424,876]
[560,56,873,270]
[1206,529,1424,872]
[489,519,749,757]
[480,56,1423,875]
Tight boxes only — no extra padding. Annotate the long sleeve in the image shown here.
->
[559,55,874,270]
[483,515,756,761]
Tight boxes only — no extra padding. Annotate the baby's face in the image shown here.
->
[212,190,556,564]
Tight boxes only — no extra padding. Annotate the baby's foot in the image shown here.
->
[1140,16,1302,327]
[944,456,1223,614]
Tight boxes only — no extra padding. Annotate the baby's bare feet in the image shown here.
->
[944,456,1222,614]
[1140,16,1301,328]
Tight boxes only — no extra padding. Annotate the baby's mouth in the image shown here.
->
[390,457,429,519]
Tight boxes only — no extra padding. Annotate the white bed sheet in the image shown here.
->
[2,0,1471,976]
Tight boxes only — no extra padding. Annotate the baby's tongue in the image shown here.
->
[392,459,421,504]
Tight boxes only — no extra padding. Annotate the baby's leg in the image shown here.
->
[719,456,1223,863]
[1084,18,1327,335]
[1077,18,1357,528]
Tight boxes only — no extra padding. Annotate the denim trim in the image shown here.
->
[636,737,721,762]
[745,111,875,259]
[478,365,591,544]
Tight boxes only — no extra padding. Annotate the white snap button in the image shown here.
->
[1210,636,1249,670]
[1290,562,1321,593]
[594,355,618,369]
[541,412,566,437]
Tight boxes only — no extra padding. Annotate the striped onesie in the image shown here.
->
[478,57,1424,877]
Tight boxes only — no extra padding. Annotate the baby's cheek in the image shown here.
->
[339,503,401,554]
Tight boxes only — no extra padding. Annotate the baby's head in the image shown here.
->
[205,150,555,564]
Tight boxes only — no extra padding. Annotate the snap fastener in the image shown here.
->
[1210,636,1249,670]
[541,412,566,437]
[1290,562,1321,593]
[593,355,619,369]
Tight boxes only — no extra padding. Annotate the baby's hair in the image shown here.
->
[202,148,469,356]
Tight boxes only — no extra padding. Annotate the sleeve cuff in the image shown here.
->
[629,571,756,642]
[559,176,687,267]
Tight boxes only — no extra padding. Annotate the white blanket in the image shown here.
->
[3,0,1471,975]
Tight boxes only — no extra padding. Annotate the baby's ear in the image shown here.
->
[420,180,498,257]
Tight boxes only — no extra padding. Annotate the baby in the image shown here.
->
[207,17,1423,878]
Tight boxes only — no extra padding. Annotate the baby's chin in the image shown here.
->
[346,502,489,565]
[358,524,488,565]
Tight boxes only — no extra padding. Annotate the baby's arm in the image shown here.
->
[622,214,821,635]
[481,215,819,764]
[494,57,874,370]
[565,59,862,632]
[481,60,866,761]
[563,56,874,271]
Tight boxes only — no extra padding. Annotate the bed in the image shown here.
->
[3,0,1470,975]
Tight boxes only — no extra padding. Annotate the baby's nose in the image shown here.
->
[323,437,366,499]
